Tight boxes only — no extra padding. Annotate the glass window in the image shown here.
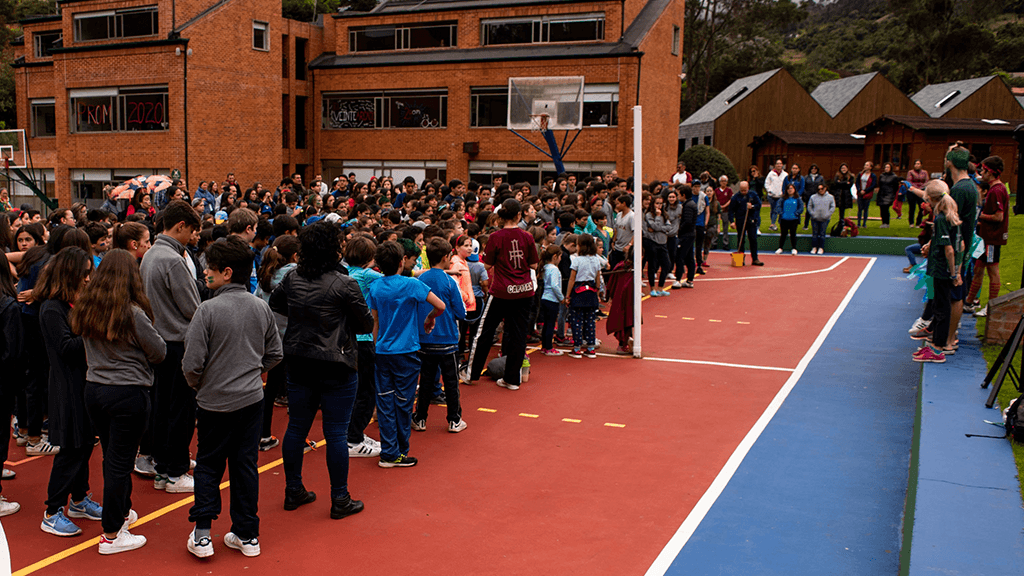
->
[350,22,456,52]
[282,34,289,77]
[322,90,447,130]
[70,86,168,133]
[74,6,158,42]
[253,21,269,51]
[470,87,507,127]
[481,14,604,46]
[350,26,397,52]
[33,31,62,58]
[295,37,307,81]
[672,26,680,56]
[405,22,456,49]
[31,101,56,137]
[582,84,618,127]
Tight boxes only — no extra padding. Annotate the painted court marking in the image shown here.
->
[643,257,876,576]
[697,256,850,282]
[594,353,794,373]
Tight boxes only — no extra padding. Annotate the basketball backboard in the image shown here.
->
[507,77,584,131]
[0,129,28,169]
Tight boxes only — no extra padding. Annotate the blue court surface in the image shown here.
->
[647,256,948,574]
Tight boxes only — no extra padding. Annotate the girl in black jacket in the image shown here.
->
[0,251,23,517]
[35,247,99,536]
[877,162,901,229]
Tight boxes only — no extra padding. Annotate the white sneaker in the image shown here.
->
[187,529,214,558]
[791,249,798,255]
[2,468,14,480]
[348,441,380,458]
[99,530,147,555]
[411,418,426,432]
[362,435,381,449]
[974,306,988,318]
[121,509,138,533]
[666,273,676,280]
[458,368,472,383]
[496,379,519,391]
[26,439,60,456]
[224,532,261,557]
[0,496,20,517]
[775,248,783,254]
[671,281,683,289]
[448,419,467,433]
[133,455,156,477]
[164,474,195,494]
[908,317,930,333]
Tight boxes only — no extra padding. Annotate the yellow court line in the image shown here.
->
[562,418,582,424]
[655,315,668,318]
[604,423,626,428]
[477,407,497,413]
[518,413,540,419]
[708,319,722,323]
[737,321,750,325]
[682,317,694,320]
[4,456,43,467]
[13,440,327,576]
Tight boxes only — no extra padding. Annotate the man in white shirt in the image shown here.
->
[672,161,693,185]
[764,159,787,231]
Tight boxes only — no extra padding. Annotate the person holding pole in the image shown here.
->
[729,181,763,266]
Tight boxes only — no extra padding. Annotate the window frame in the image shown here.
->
[30,99,56,138]
[470,86,509,128]
[672,25,680,56]
[73,6,159,43]
[322,89,448,130]
[69,85,170,134]
[33,30,62,58]
[480,13,604,46]
[349,21,457,52]
[253,21,270,51]
[581,84,619,127]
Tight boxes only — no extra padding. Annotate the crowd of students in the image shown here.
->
[905,148,1011,363]
[0,168,677,558]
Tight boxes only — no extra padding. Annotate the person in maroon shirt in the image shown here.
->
[462,198,539,391]
[967,156,1010,317]
[713,176,733,250]
[906,160,929,228]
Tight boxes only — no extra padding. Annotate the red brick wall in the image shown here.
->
[636,0,684,182]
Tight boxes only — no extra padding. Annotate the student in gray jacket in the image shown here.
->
[71,249,166,555]
[807,183,836,255]
[182,237,283,559]
[139,200,201,492]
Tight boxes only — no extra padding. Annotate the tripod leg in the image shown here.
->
[983,316,1024,388]
[987,319,1024,408]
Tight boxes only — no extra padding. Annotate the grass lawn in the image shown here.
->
[967,198,1024,500]
[752,201,921,238]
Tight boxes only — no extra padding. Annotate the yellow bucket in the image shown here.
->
[731,252,745,267]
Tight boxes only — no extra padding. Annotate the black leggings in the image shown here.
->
[677,235,695,282]
[647,242,670,288]
[467,297,532,386]
[778,219,798,250]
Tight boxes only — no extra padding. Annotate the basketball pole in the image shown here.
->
[632,105,642,359]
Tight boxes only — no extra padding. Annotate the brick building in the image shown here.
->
[11,0,684,209]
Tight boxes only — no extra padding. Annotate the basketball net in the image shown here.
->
[529,113,550,133]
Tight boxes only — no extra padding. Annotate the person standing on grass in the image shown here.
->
[269,222,373,516]
[876,162,900,229]
[855,161,877,229]
[139,200,202,494]
[764,160,787,232]
[944,146,979,354]
[807,183,835,255]
[36,248,101,538]
[832,163,855,222]
[913,180,961,363]
[803,165,824,230]
[71,249,166,554]
[775,184,804,255]
[906,160,929,228]
[966,156,1009,318]
[183,238,283,559]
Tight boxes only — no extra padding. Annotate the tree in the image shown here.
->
[679,145,739,184]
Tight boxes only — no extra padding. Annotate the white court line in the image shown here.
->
[697,256,849,281]
[643,256,876,576]
[594,353,793,373]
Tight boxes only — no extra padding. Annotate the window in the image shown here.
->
[253,21,269,51]
[691,137,698,147]
[582,84,618,127]
[349,21,457,52]
[971,143,991,162]
[470,87,508,127]
[703,136,711,145]
[323,89,447,129]
[672,26,680,56]
[33,31,62,58]
[282,34,289,78]
[31,99,56,137]
[282,95,290,148]
[295,37,307,80]
[481,14,604,46]
[295,96,307,149]
[69,86,169,133]
[73,6,158,42]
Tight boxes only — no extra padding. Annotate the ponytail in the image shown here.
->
[258,235,299,292]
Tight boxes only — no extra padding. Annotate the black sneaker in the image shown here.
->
[430,393,446,405]
[378,454,418,468]
[258,436,279,451]
[330,495,365,520]
[283,488,316,511]
[752,260,764,266]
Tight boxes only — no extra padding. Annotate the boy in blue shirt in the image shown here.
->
[343,236,384,459]
[367,241,446,468]
[411,238,467,433]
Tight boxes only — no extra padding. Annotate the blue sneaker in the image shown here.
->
[41,508,82,537]
[67,494,103,521]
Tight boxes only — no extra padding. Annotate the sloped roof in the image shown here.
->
[750,131,865,148]
[810,72,878,118]
[679,68,781,126]
[857,114,1024,133]
[910,76,995,118]
[621,0,673,48]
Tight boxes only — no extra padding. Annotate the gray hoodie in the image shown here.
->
[140,234,201,342]
[182,283,283,412]
[807,192,836,222]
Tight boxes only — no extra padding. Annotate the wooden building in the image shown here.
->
[911,76,1023,120]
[749,131,865,180]
[811,72,925,133]
[857,115,1024,186]
[678,68,830,176]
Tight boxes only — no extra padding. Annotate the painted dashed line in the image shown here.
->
[682,317,694,320]
[604,423,626,428]
[477,407,497,413]
[473,409,625,428]
[655,315,669,318]
[709,319,722,323]
[519,413,540,418]
[737,321,750,325]
[562,418,582,423]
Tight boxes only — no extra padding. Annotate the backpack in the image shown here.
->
[829,219,845,237]
[841,218,858,237]
[1005,394,1024,442]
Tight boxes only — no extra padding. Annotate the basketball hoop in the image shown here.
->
[529,113,550,132]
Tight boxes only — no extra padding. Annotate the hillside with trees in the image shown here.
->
[682,0,1024,119]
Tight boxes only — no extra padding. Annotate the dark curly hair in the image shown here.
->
[297,221,340,280]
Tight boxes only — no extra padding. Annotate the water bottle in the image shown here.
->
[521,357,531,383]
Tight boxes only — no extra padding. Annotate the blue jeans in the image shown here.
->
[857,197,871,227]
[811,220,828,250]
[375,352,421,461]
[905,243,921,267]
[283,357,358,499]
[768,197,781,225]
